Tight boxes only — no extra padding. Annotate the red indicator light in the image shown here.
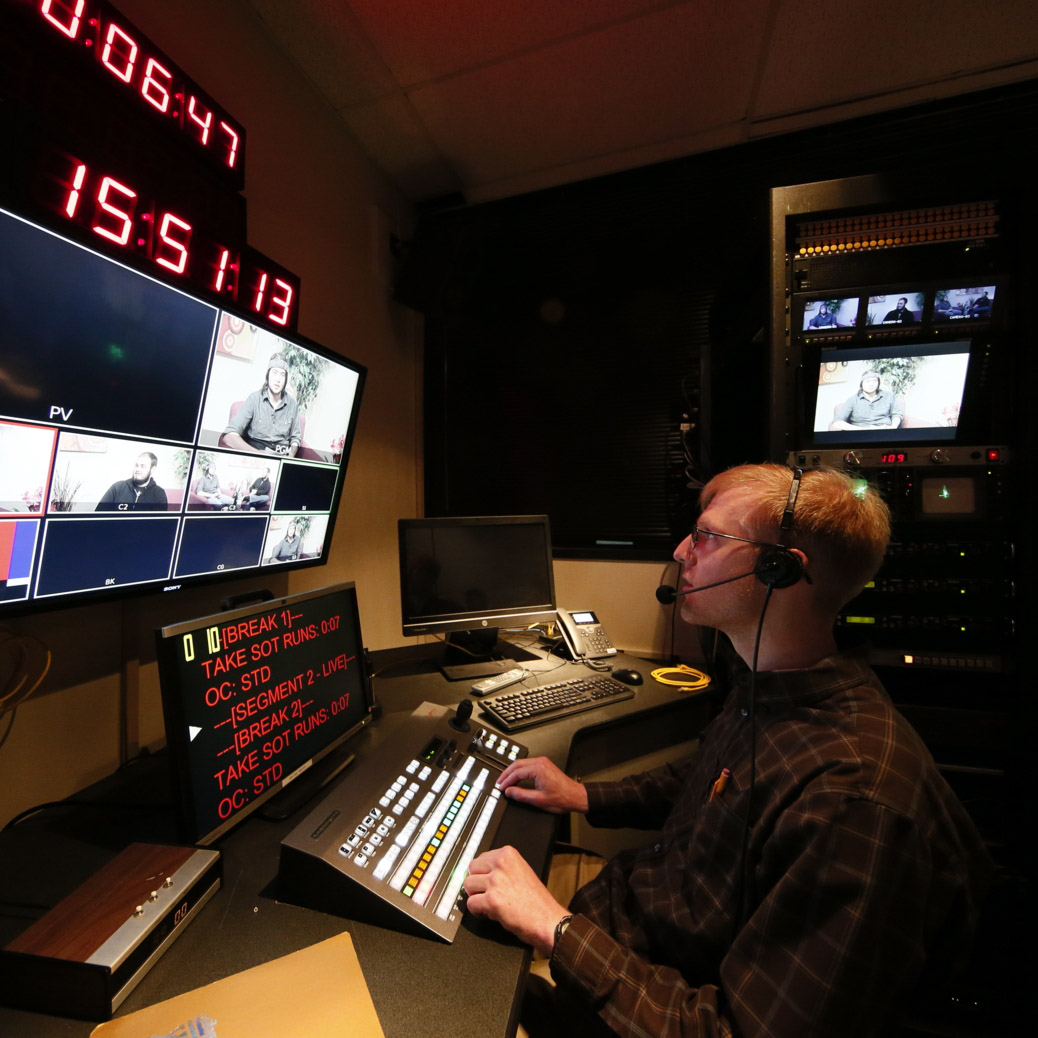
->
[986,448,1001,462]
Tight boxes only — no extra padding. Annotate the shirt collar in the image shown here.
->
[729,649,877,710]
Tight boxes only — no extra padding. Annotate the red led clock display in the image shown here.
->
[880,452,908,464]
[54,155,297,328]
[33,0,244,177]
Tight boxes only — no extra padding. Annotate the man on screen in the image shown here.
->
[267,521,301,563]
[95,452,168,512]
[221,352,302,457]
[197,465,234,509]
[882,296,915,324]
[464,464,990,1038]
[830,369,904,431]
[240,467,272,510]
[807,302,838,328]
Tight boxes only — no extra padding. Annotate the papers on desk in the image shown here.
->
[89,932,384,1038]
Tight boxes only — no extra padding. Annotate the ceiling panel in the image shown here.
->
[405,2,769,186]
[346,0,705,85]
[757,0,1038,118]
[243,0,1038,204]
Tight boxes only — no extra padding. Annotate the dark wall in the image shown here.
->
[400,80,1038,559]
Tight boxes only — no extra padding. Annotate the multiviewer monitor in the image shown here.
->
[398,515,557,679]
[809,341,971,447]
[156,582,375,845]
[0,206,366,617]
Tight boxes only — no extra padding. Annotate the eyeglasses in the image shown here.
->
[689,526,813,583]
[690,526,784,551]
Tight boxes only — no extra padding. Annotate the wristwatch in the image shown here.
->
[553,914,574,955]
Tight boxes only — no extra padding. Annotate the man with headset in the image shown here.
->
[464,463,991,1037]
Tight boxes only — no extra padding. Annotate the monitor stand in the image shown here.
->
[438,628,540,681]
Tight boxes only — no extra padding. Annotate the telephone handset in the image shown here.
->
[556,607,617,660]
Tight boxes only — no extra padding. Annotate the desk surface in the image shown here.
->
[0,642,712,1038]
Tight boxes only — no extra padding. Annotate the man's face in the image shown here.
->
[133,454,153,483]
[672,488,766,630]
[897,299,907,309]
[862,375,880,394]
[268,366,287,395]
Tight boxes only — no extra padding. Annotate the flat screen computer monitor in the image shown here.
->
[156,582,375,845]
[809,341,971,447]
[0,206,366,618]
[398,515,557,680]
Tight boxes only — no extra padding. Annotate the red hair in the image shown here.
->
[701,463,890,609]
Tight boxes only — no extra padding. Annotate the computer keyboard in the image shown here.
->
[479,675,634,732]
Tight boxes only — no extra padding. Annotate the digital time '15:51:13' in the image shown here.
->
[53,155,296,329]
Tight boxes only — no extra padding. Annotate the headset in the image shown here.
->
[753,466,804,588]
[656,466,807,603]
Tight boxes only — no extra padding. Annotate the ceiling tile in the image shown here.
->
[757,0,1038,118]
[405,1,770,186]
[345,0,680,86]
[246,0,397,108]
[340,96,462,200]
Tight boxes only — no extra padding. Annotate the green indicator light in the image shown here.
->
[107,343,125,362]
[852,479,869,500]
[845,616,876,625]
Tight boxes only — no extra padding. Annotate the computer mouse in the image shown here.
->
[612,668,643,685]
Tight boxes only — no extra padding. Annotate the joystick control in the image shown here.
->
[449,699,473,732]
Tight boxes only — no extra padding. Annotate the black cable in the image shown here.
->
[3,797,174,831]
[737,584,774,936]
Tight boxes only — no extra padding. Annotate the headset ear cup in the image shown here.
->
[755,547,803,589]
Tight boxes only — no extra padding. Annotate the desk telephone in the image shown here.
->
[556,607,617,659]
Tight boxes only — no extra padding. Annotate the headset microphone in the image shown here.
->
[655,569,760,604]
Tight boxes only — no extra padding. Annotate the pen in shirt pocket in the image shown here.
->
[709,767,730,802]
